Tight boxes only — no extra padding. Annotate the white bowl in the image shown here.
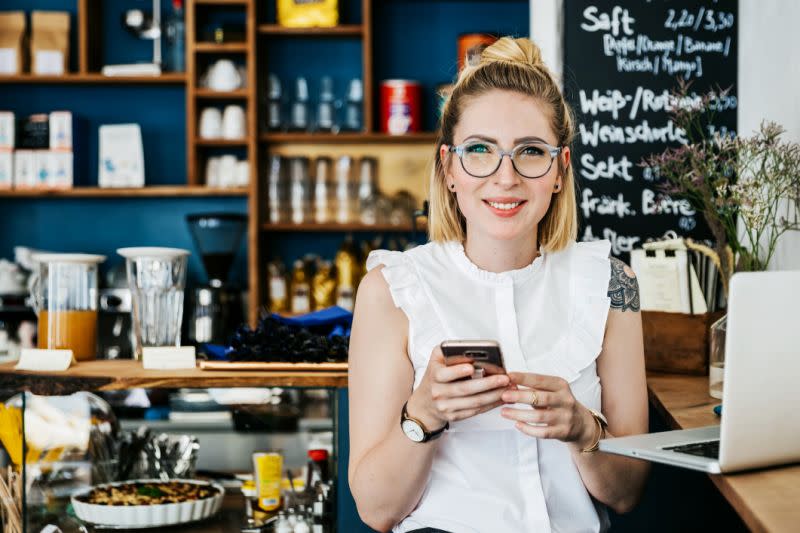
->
[71,479,224,528]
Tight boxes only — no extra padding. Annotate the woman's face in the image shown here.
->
[442,89,570,244]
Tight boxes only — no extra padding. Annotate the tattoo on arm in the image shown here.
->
[608,257,640,312]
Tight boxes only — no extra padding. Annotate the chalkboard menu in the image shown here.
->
[563,1,738,257]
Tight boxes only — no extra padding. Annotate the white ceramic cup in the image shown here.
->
[218,155,238,187]
[205,156,221,187]
[207,60,241,92]
[235,160,250,186]
[222,105,246,139]
[199,107,223,139]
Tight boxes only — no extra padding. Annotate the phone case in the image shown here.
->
[441,340,506,377]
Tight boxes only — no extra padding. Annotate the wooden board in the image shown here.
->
[0,360,348,394]
[199,361,348,372]
[648,372,800,533]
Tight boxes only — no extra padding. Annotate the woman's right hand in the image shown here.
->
[406,346,512,428]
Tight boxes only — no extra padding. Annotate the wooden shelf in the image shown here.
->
[0,360,348,394]
[194,42,248,53]
[195,138,250,147]
[261,132,438,144]
[258,24,363,36]
[195,0,249,4]
[0,186,248,198]
[195,88,249,99]
[0,73,186,84]
[262,222,423,232]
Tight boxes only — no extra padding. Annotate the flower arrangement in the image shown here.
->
[643,81,800,295]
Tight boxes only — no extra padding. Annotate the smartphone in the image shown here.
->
[441,339,506,378]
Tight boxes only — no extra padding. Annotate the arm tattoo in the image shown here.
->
[608,257,640,312]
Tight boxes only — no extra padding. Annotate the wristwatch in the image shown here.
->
[400,401,449,443]
[581,408,609,453]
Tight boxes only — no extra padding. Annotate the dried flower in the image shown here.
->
[642,81,800,294]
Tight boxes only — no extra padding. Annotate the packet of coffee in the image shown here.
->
[0,12,27,74]
[31,11,70,75]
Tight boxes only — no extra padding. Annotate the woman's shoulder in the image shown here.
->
[366,241,452,272]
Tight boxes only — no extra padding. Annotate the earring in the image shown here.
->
[553,184,561,192]
[449,183,456,191]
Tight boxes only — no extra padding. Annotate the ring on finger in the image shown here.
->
[530,391,539,408]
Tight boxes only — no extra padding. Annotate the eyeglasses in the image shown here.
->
[448,140,563,179]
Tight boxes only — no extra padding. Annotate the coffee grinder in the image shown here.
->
[185,213,247,347]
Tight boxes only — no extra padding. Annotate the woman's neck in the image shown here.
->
[463,230,539,273]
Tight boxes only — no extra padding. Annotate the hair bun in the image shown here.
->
[481,37,544,69]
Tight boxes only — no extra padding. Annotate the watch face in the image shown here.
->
[401,419,425,442]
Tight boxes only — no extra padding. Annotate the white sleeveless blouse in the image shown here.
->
[366,239,613,533]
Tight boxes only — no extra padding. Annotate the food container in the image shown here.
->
[380,80,422,135]
[458,33,497,71]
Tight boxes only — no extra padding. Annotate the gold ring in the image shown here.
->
[530,392,538,408]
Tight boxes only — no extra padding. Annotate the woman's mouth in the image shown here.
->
[483,199,527,217]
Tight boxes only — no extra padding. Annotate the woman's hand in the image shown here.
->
[500,372,598,450]
[406,346,512,429]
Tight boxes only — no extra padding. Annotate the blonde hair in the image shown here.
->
[428,37,578,252]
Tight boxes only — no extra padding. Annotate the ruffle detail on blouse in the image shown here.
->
[445,241,544,285]
[538,240,612,383]
[366,249,445,372]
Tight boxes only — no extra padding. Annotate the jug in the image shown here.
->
[29,253,106,361]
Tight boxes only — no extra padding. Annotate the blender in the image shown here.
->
[185,213,247,347]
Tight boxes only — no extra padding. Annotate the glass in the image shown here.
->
[117,247,189,359]
[449,139,562,179]
[314,156,333,224]
[709,314,727,399]
[288,156,311,224]
[267,154,288,224]
[29,253,105,361]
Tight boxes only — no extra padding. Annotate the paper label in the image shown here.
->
[34,50,64,75]
[0,49,16,74]
[142,346,197,370]
[15,348,74,371]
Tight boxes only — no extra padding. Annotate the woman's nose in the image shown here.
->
[493,154,522,187]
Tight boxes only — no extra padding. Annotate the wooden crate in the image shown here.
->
[641,311,726,375]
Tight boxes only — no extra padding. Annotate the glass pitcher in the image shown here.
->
[29,253,106,361]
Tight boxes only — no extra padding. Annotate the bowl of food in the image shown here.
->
[71,479,224,528]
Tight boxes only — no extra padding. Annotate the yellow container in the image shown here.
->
[253,452,283,512]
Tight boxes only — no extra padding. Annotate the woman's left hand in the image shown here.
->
[500,372,597,450]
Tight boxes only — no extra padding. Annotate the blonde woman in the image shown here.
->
[348,37,649,533]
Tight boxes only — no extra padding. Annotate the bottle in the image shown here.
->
[334,235,360,311]
[290,77,311,131]
[308,448,329,484]
[343,78,363,131]
[316,76,336,133]
[313,157,333,224]
[288,156,311,224]
[290,259,311,314]
[267,74,284,131]
[333,155,354,224]
[267,260,288,312]
[267,154,286,224]
[165,0,186,72]
[311,260,337,310]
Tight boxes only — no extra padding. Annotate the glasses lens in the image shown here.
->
[513,143,554,178]
[461,142,500,177]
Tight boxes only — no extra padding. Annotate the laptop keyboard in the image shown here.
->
[663,440,720,459]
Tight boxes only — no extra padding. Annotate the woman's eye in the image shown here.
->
[520,145,546,157]
[465,143,491,154]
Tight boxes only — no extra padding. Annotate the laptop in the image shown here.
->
[599,271,800,474]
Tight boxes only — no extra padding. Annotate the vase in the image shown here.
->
[709,314,727,399]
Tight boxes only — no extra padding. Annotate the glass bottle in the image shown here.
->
[316,76,336,133]
[709,314,727,399]
[334,156,354,224]
[267,74,284,131]
[165,0,186,72]
[290,259,311,314]
[311,260,337,310]
[313,157,333,224]
[267,259,288,313]
[290,77,310,131]
[288,156,311,224]
[343,78,363,131]
[267,154,287,224]
[334,235,360,311]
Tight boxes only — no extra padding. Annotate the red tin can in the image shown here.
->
[380,80,421,135]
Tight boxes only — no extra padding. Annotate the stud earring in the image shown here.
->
[553,184,561,192]
[449,183,456,191]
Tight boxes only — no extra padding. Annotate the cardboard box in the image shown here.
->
[0,112,15,150]
[49,111,72,151]
[641,310,726,375]
[13,150,36,189]
[48,150,73,188]
[0,151,12,189]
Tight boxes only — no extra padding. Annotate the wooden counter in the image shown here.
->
[647,372,800,533]
[0,360,348,394]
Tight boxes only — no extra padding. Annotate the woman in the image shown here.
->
[348,37,649,533]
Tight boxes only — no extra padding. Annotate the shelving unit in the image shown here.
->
[257,24,364,36]
[0,73,186,84]
[0,186,248,198]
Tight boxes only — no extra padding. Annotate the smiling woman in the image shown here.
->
[348,36,649,533]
